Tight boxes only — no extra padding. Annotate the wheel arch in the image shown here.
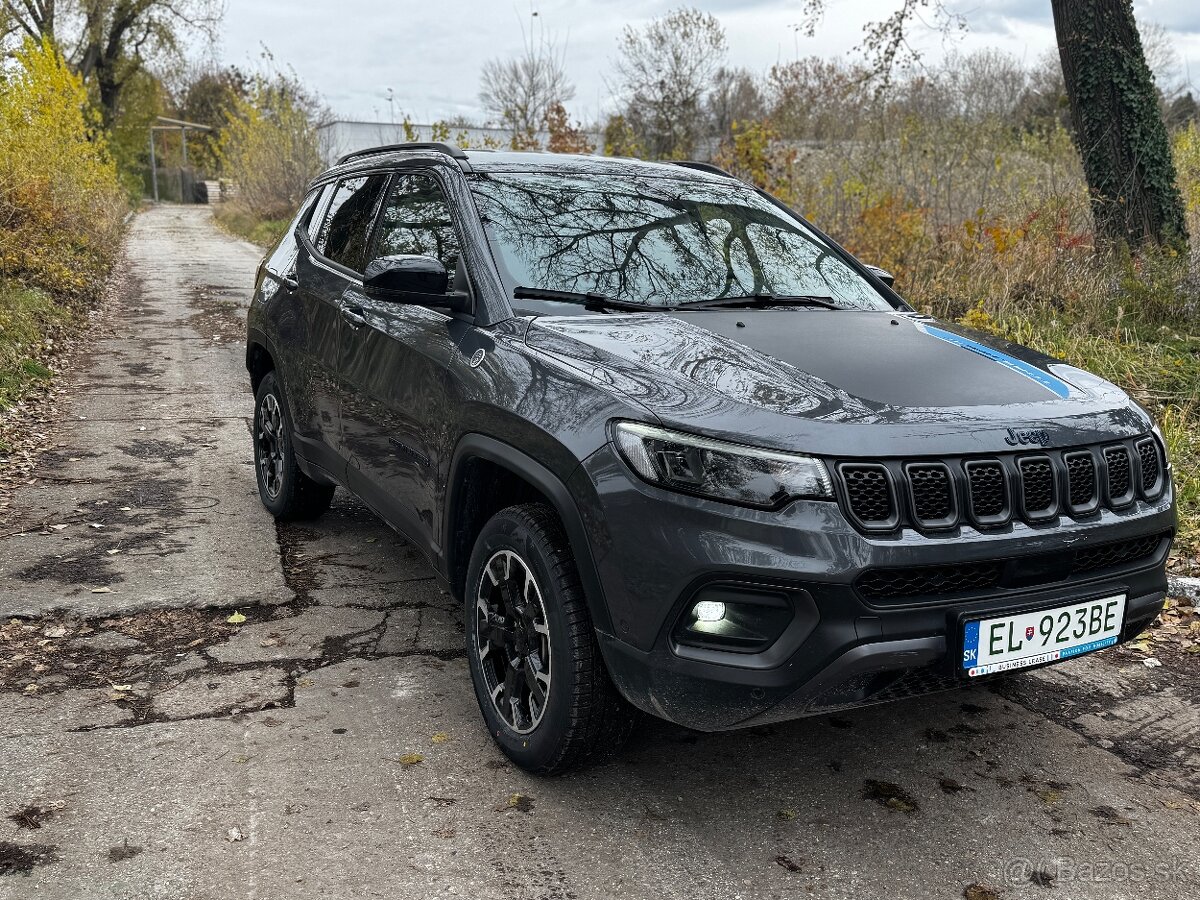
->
[444,434,613,635]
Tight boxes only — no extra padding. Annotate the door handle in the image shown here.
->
[265,269,298,292]
[341,306,367,329]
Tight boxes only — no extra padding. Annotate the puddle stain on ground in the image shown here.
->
[0,841,59,876]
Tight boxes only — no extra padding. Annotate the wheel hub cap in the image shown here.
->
[475,549,552,734]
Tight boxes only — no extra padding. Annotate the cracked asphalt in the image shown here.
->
[0,206,1197,899]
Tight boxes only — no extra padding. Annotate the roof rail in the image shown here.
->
[671,160,737,180]
[336,141,469,166]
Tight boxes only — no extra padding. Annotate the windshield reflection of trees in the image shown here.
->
[471,174,884,309]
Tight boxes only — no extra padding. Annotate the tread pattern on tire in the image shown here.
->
[488,503,636,774]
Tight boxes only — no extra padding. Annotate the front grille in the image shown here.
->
[965,461,1007,522]
[1136,438,1161,493]
[1074,532,1163,574]
[840,464,894,526]
[832,434,1163,534]
[856,531,1169,603]
[857,561,1002,600]
[1018,456,1056,517]
[907,463,954,524]
[1104,445,1133,504]
[1064,451,1098,511]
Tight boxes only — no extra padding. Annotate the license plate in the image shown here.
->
[962,594,1126,677]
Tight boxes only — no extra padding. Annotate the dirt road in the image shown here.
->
[1,206,1196,900]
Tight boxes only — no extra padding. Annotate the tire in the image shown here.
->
[465,503,636,774]
[252,371,335,520]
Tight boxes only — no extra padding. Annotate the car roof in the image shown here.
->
[324,143,735,186]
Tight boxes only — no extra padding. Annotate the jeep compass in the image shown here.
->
[245,143,1175,773]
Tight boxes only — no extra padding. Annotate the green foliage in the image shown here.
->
[0,282,72,408]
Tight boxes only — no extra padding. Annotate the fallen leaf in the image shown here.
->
[226,611,247,625]
[963,883,1001,900]
[49,524,68,531]
[225,827,245,843]
[1143,657,1162,668]
[497,792,534,813]
[91,587,113,594]
[398,753,424,767]
[774,854,802,873]
[431,732,449,744]
[42,626,67,639]
[106,549,122,556]
[775,809,796,821]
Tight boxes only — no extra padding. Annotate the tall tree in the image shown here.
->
[479,23,574,147]
[799,0,1188,248]
[615,7,727,159]
[1050,0,1187,247]
[1,0,222,125]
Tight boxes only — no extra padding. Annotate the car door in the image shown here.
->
[339,169,472,553]
[292,173,389,475]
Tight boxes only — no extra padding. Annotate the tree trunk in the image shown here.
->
[1051,0,1188,248]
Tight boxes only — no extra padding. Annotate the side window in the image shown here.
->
[374,174,462,286]
[266,187,324,274]
[313,174,388,272]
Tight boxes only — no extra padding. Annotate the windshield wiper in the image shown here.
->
[682,292,841,310]
[512,286,655,313]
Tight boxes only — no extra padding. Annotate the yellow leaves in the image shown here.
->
[225,610,247,625]
[958,302,1000,335]
[0,37,124,300]
[397,753,424,767]
[430,732,449,744]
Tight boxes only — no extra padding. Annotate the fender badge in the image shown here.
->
[468,348,486,368]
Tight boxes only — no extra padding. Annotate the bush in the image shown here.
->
[0,37,126,300]
[218,74,325,222]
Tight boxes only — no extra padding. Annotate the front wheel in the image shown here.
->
[465,504,635,774]
[252,372,335,520]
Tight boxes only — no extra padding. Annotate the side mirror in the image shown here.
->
[363,255,471,312]
[864,264,895,288]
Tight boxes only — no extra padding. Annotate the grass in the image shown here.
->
[212,201,289,249]
[0,280,72,410]
[990,309,1200,557]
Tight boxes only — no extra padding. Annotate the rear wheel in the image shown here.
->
[253,372,335,520]
[466,503,635,774]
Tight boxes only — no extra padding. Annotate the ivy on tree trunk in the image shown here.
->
[1051,0,1188,248]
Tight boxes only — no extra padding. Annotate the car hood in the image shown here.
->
[524,309,1152,456]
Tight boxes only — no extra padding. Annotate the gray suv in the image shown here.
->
[246,143,1175,773]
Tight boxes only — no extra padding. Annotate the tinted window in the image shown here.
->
[314,175,388,272]
[470,172,890,310]
[374,174,462,285]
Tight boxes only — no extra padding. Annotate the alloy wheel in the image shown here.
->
[256,393,285,499]
[475,549,552,734]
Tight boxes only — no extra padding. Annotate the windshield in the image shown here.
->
[469,172,892,310]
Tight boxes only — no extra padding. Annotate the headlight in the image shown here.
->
[612,421,833,509]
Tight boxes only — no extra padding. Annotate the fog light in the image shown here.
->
[693,600,726,623]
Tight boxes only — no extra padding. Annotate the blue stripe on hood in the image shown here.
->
[917,324,1074,399]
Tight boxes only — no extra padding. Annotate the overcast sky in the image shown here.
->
[216,0,1200,124]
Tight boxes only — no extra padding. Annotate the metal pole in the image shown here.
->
[180,127,188,166]
[149,128,158,202]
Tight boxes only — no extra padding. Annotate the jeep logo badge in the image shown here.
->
[1004,427,1050,447]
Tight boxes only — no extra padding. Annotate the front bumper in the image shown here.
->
[574,446,1175,731]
